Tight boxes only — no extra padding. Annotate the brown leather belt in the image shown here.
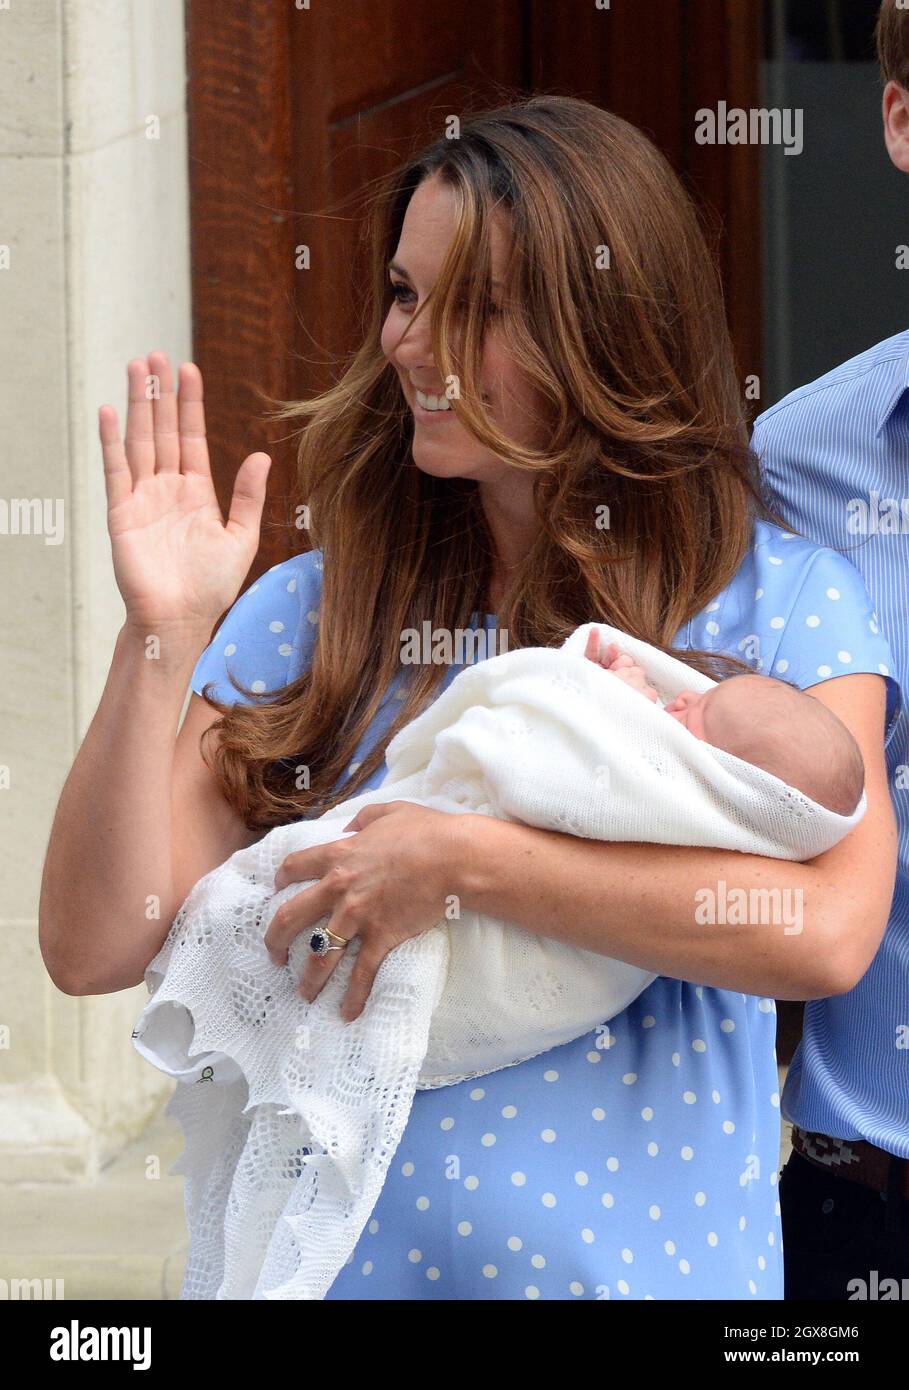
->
[791,1125,909,1201]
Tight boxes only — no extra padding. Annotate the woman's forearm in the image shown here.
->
[39,619,209,995]
[451,814,874,1000]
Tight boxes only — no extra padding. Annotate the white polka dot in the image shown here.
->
[501,1105,517,1119]
[712,1090,721,1103]
[617,1279,630,1295]
[306,609,318,625]
[723,1121,736,1134]
[361,1260,373,1275]
[838,651,852,664]
[706,621,720,636]
[541,1129,556,1143]
[480,1133,496,1147]
[649,1205,661,1220]
[641,1106,654,1121]
[543,1069,559,1082]
[569,1281,584,1296]
[692,1039,706,1052]
[525,1285,540,1299]
[469,1088,485,1100]
[511,1172,526,1186]
[458,1221,472,1236]
[720,1019,735,1033]
[776,659,789,673]
[606,1156,619,1171]
[591,1107,605,1121]
[601,1192,615,1208]
[401,1161,415,1176]
[586,1050,601,1064]
[368,1219,379,1234]
[664,1240,676,1255]
[250,680,266,693]
[575,1171,589,1186]
[647,1142,659,1157]
[482,1264,497,1279]
[426,1266,440,1280]
[542,1192,557,1208]
[671,1051,681,1066]
[268,620,284,632]
[817,665,832,678]
[694,1191,707,1206]
[879,662,890,676]
[707,1232,719,1247]
[464,1175,479,1190]
[223,642,237,656]
[749,1280,757,1295]
[768,1231,776,1246]
[408,1249,422,1263]
[683,1091,697,1105]
[416,1196,430,1210]
[707,601,720,612]
[758,998,774,1014]
[681,1146,694,1161]
[277,643,293,656]
[770,616,784,630]
[642,1015,656,1028]
[531,1254,546,1269]
[621,1248,634,1264]
[739,1216,747,1231]
[768,555,782,566]
[826,587,840,600]
[771,1093,780,1109]
[287,577,297,592]
[581,1228,595,1244]
[507,1235,522,1251]
[758,1255,766,1270]
[440,1117,454,1131]
[679,1259,691,1275]
[755,588,764,600]
[806,614,820,628]
[623,1073,638,1085]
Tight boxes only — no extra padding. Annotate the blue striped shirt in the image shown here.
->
[752,329,909,1158]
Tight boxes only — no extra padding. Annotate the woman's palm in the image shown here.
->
[99,353,271,629]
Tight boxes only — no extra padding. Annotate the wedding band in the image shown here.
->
[309,926,349,957]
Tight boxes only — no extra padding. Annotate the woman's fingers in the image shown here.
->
[98,404,132,511]
[336,944,386,1022]
[175,360,212,477]
[225,451,272,543]
[147,350,180,473]
[124,357,156,483]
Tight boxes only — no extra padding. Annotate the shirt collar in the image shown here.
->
[875,335,909,435]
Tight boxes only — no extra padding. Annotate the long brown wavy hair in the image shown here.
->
[199,94,780,831]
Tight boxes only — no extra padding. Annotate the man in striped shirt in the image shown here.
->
[751,0,909,1301]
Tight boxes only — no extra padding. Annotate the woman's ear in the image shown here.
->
[882,80,909,174]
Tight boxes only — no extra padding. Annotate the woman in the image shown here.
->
[39,96,900,1300]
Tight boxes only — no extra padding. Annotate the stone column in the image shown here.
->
[0,0,193,1185]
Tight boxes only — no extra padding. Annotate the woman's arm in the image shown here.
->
[268,671,895,1015]
[451,672,896,1000]
[40,636,261,995]
[38,353,271,996]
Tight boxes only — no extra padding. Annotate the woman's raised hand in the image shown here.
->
[99,352,272,631]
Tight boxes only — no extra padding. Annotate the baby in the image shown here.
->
[583,629,865,818]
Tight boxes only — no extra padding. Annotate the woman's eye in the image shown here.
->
[390,281,415,307]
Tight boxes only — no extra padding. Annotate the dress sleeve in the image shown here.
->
[190,549,323,706]
[767,546,902,748]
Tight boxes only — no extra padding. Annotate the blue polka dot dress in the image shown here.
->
[191,519,900,1300]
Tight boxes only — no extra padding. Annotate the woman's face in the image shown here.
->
[380,172,549,484]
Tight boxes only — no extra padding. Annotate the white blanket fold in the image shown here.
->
[133,622,865,1300]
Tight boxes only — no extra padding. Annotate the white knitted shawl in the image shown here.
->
[133,622,865,1300]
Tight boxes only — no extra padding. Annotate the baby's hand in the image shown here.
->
[584,631,659,703]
